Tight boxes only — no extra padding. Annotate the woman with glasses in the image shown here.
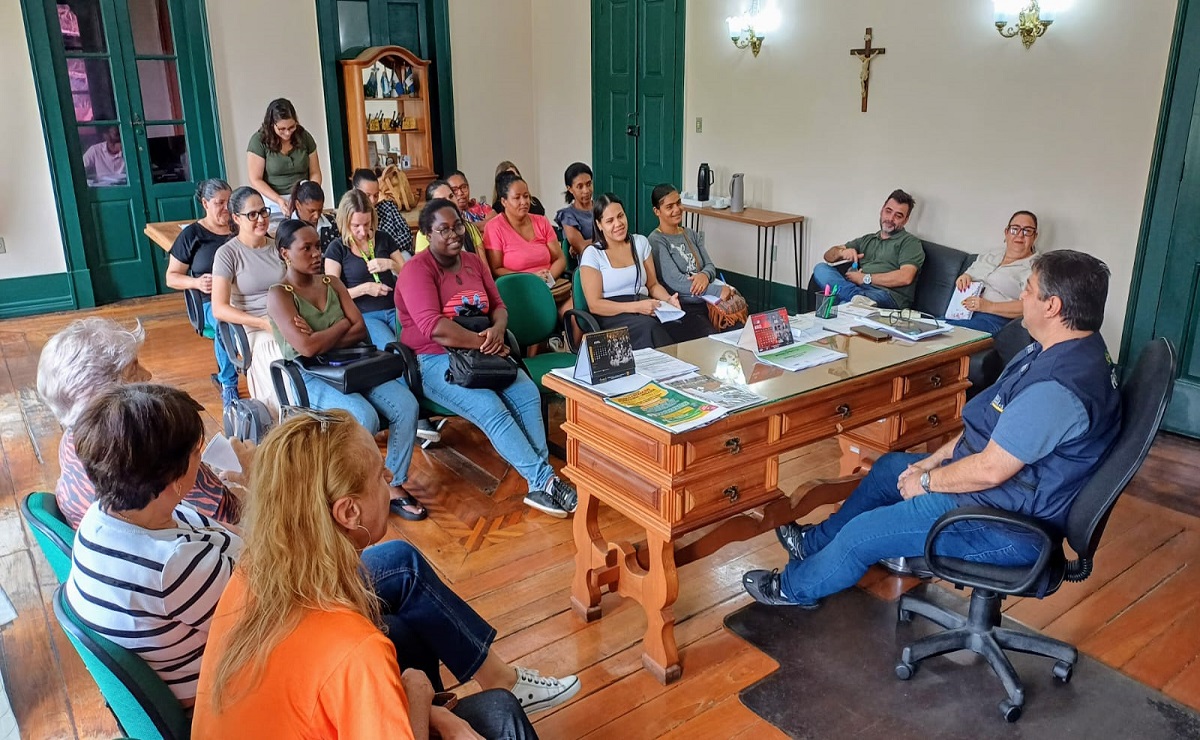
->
[247,98,322,213]
[446,170,493,224]
[212,187,286,416]
[165,178,239,406]
[268,219,426,521]
[413,179,484,254]
[324,189,407,351]
[193,410,577,737]
[946,211,1039,334]
[396,199,578,519]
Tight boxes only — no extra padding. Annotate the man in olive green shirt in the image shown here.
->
[813,189,924,309]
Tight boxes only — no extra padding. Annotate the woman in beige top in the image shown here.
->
[947,210,1038,334]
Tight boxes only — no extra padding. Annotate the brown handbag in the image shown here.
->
[677,231,748,329]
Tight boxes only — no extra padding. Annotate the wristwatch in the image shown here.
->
[862,273,873,286]
[919,472,932,493]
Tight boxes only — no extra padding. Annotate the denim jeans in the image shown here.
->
[811,263,899,309]
[202,302,238,390]
[453,690,539,740]
[417,353,554,491]
[361,307,399,350]
[947,311,1011,335]
[298,369,418,486]
[780,452,1045,604]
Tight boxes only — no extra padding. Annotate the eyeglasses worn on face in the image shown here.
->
[238,208,271,221]
[1006,226,1037,237]
[449,184,469,194]
[433,222,467,238]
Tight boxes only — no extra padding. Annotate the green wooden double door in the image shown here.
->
[1124,0,1200,438]
[23,0,223,305]
[592,0,685,234]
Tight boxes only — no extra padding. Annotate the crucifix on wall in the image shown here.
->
[850,27,886,113]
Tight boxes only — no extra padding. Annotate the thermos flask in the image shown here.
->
[697,163,714,202]
[730,173,745,213]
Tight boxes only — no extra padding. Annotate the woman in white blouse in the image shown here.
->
[947,210,1039,334]
[578,193,687,349]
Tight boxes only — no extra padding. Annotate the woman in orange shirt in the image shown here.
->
[193,410,576,738]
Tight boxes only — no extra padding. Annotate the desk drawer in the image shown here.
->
[676,463,772,526]
[901,360,963,400]
[779,382,895,443]
[684,418,771,469]
[896,395,961,449]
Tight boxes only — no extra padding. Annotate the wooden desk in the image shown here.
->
[681,206,805,311]
[542,328,991,683]
[144,205,422,252]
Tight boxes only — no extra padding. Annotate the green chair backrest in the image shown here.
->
[495,273,559,348]
[52,585,192,740]
[572,269,590,313]
[20,492,74,583]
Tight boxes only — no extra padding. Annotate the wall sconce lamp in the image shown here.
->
[994,1,1058,49]
[726,0,780,57]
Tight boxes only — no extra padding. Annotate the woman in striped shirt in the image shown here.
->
[65,384,241,708]
[37,318,247,529]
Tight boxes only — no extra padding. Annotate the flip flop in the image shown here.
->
[389,489,429,521]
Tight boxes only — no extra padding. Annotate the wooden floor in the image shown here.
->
[3,294,1200,739]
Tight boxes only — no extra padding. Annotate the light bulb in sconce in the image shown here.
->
[994,0,1069,48]
[726,0,780,57]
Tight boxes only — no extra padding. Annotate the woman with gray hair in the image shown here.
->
[36,317,246,528]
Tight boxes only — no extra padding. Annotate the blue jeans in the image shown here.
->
[812,263,899,309]
[362,308,398,350]
[947,312,1011,335]
[299,370,418,486]
[203,302,238,390]
[780,452,1045,604]
[417,353,554,491]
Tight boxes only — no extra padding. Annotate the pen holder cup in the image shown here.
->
[815,293,839,319]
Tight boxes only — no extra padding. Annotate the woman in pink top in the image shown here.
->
[483,172,572,315]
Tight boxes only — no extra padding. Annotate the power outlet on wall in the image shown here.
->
[0,237,6,254]
[695,117,703,133]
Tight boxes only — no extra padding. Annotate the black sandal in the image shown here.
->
[389,490,429,521]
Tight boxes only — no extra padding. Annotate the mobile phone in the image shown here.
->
[851,325,891,342]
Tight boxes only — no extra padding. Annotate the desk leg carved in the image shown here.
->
[640,533,681,684]
[570,488,606,622]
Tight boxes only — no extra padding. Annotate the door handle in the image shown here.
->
[131,114,144,127]
[625,124,640,137]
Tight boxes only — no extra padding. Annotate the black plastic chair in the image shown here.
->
[894,337,1176,722]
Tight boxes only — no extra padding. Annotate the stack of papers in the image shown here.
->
[663,373,765,411]
[549,367,651,397]
[860,311,952,341]
[605,382,728,433]
[654,303,687,323]
[632,348,699,380]
[757,342,847,371]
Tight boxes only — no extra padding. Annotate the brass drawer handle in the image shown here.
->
[930,374,943,388]
[927,414,941,428]
[724,485,740,503]
[725,437,742,455]
[835,404,852,420]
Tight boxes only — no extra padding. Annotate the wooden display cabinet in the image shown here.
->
[341,46,435,194]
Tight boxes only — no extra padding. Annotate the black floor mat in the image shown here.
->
[724,584,1200,739]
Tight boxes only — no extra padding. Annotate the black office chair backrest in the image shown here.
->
[913,241,973,317]
[1063,338,1175,563]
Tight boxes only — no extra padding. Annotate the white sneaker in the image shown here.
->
[511,666,580,714]
[415,419,441,444]
[848,295,878,308]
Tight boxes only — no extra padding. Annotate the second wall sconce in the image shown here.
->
[994,0,1061,49]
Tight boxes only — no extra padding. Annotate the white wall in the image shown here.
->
[681,0,1177,354]
[447,0,538,200]
[0,1,68,280]
[530,0,593,209]
[205,0,331,201]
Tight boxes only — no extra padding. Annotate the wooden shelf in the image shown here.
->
[341,45,434,194]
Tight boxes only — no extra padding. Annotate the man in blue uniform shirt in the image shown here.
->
[745,249,1120,608]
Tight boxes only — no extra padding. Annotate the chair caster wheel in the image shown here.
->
[1053,660,1073,683]
[897,607,913,623]
[895,661,917,680]
[999,700,1022,722]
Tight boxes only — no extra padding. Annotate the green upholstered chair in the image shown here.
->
[20,492,74,584]
[493,273,578,459]
[52,584,191,740]
[564,270,602,353]
[394,315,458,430]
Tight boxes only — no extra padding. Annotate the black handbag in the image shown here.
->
[443,307,519,389]
[296,346,407,395]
